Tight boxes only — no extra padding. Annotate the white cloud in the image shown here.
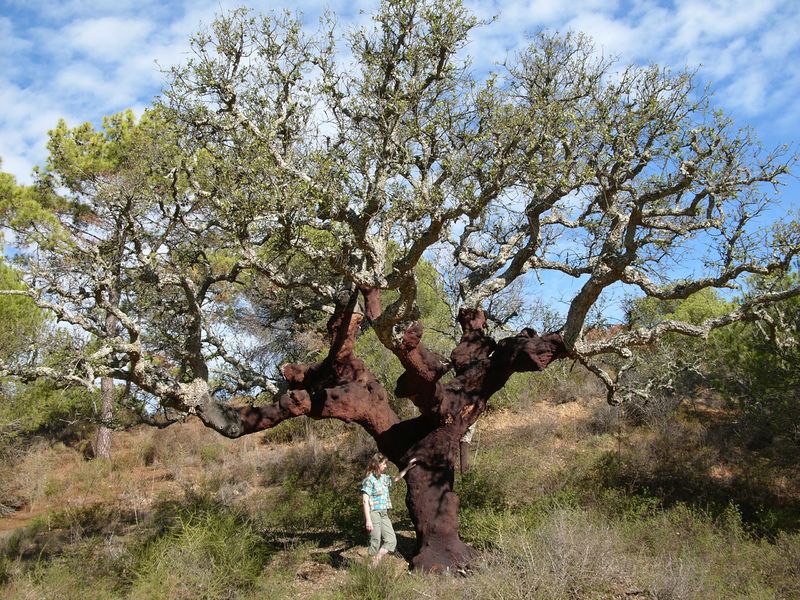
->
[54,61,111,98]
[720,69,768,116]
[0,84,73,181]
[671,0,776,47]
[62,17,154,62]
[0,0,799,191]
[564,12,639,58]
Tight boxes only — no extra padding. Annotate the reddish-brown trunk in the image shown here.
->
[225,293,567,572]
[406,463,475,571]
[376,307,569,571]
[401,427,477,571]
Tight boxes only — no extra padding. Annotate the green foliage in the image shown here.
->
[46,110,139,189]
[620,289,736,415]
[0,378,95,440]
[458,467,507,511]
[0,259,43,361]
[627,287,733,328]
[414,259,458,355]
[356,258,456,412]
[342,559,415,600]
[590,421,800,537]
[0,160,59,239]
[0,259,94,443]
[130,497,272,599]
[199,443,225,465]
[256,438,377,538]
[0,554,122,600]
[707,274,800,438]
[621,274,799,444]
[622,275,800,448]
[0,556,9,586]
[256,476,362,536]
[463,502,800,600]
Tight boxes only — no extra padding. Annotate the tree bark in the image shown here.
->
[95,298,119,460]
[190,292,567,571]
[402,428,477,571]
[362,299,569,571]
[95,375,114,459]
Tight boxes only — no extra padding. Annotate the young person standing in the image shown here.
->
[361,453,418,564]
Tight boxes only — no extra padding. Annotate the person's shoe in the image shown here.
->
[372,547,389,566]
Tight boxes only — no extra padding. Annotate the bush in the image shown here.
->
[129,497,272,599]
[459,501,800,600]
[0,555,122,600]
[465,507,627,600]
[0,379,96,443]
[342,558,415,600]
[199,443,225,465]
[0,555,10,586]
[458,467,507,511]
[762,532,800,599]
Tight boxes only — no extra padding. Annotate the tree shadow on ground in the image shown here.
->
[263,528,417,568]
[592,407,800,538]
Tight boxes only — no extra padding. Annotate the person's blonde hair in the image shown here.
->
[365,452,387,477]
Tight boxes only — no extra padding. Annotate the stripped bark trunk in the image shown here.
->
[193,292,567,571]
[360,296,569,571]
[402,428,477,570]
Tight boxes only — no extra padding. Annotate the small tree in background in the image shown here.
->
[709,274,800,442]
[2,0,800,570]
[1,171,96,450]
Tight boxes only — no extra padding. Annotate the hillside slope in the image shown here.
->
[1,393,799,599]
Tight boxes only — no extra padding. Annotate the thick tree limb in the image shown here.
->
[195,292,400,439]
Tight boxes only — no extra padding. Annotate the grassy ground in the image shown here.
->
[1,391,798,599]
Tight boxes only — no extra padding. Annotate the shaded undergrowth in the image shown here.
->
[1,392,799,599]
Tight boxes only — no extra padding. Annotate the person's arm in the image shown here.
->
[392,457,419,483]
[362,492,373,532]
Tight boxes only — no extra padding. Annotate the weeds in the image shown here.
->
[1,392,799,599]
[129,496,273,599]
[342,557,415,600]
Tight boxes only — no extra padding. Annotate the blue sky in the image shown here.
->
[1,0,800,187]
[1,0,799,324]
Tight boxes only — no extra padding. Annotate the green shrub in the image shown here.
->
[0,555,10,586]
[140,439,158,466]
[458,468,507,511]
[762,532,800,599]
[342,558,415,600]
[255,475,364,540]
[48,503,127,538]
[0,379,96,442]
[261,417,310,444]
[460,502,800,600]
[130,499,271,599]
[199,443,225,465]
[0,556,121,600]
[595,488,663,521]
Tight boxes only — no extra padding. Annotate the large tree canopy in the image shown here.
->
[2,0,799,570]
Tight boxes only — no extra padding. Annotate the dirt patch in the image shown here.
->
[0,506,46,534]
[480,401,592,437]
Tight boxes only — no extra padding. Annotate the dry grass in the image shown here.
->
[1,391,799,599]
